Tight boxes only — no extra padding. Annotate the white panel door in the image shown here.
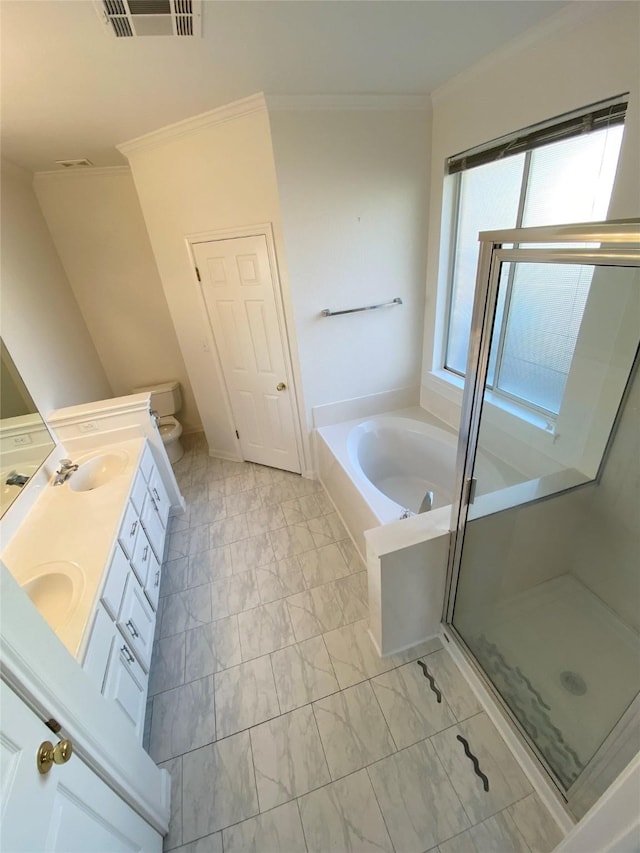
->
[193,235,301,472]
[0,680,161,852]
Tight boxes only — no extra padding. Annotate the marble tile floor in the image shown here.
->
[143,435,564,853]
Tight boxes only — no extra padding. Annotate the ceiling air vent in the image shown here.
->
[55,159,94,168]
[96,0,202,38]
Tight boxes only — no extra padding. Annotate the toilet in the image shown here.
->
[134,381,184,463]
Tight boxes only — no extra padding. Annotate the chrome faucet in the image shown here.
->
[418,490,435,514]
[5,470,29,487]
[53,458,79,486]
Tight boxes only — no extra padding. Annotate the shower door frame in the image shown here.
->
[441,220,640,817]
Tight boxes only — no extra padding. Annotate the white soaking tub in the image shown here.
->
[316,410,509,555]
[316,409,512,656]
[347,416,457,518]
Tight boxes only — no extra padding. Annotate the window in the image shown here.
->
[443,95,627,418]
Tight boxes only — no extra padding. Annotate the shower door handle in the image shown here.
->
[464,477,477,505]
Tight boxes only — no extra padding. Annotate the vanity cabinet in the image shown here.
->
[118,502,140,560]
[103,632,148,734]
[85,606,147,736]
[132,524,162,612]
[81,441,171,741]
[119,574,155,672]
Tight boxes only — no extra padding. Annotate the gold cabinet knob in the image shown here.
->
[276,382,287,391]
[37,738,73,775]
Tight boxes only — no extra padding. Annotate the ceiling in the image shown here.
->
[1,0,574,173]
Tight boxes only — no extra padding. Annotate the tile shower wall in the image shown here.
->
[145,435,564,853]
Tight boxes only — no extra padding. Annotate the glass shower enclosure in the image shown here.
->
[444,221,640,820]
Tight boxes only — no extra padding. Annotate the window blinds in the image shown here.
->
[447,94,628,176]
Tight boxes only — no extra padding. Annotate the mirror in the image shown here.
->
[0,339,56,516]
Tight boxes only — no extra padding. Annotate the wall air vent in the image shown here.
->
[96,0,202,38]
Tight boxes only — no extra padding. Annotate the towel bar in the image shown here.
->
[320,297,403,317]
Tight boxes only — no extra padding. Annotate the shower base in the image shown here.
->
[457,574,639,788]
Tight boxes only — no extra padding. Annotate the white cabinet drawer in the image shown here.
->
[103,638,147,740]
[118,575,155,672]
[130,524,153,588]
[141,492,166,562]
[139,443,155,483]
[82,605,117,693]
[148,468,170,528]
[118,501,140,560]
[132,523,163,611]
[101,544,130,619]
[144,547,161,612]
[130,470,148,516]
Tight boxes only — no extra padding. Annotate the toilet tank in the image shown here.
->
[133,381,181,417]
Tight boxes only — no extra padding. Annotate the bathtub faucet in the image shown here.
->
[418,490,434,514]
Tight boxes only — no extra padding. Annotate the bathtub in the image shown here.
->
[348,416,457,519]
[316,410,515,656]
[316,410,510,556]
[316,411,457,654]
[317,413,457,529]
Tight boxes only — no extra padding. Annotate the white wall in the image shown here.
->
[0,159,111,417]
[121,97,300,461]
[269,108,431,427]
[32,168,201,433]
[421,2,640,421]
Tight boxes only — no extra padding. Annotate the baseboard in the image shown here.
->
[377,630,442,659]
[368,627,383,657]
[208,449,243,462]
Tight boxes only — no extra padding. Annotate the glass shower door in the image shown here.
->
[446,224,640,817]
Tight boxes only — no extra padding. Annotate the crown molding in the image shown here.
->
[431,2,611,106]
[117,92,268,157]
[33,165,131,182]
[266,94,431,112]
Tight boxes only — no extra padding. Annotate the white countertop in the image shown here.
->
[1,437,145,660]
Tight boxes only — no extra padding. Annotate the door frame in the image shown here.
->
[185,223,311,477]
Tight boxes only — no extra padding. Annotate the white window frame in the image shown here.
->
[435,94,628,429]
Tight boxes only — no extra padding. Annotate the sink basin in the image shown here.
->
[69,452,128,492]
[21,562,84,632]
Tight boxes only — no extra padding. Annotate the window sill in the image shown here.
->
[428,369,555,435]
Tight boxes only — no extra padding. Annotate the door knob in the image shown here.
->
[276,382,287,391]
[37,738,73,774]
